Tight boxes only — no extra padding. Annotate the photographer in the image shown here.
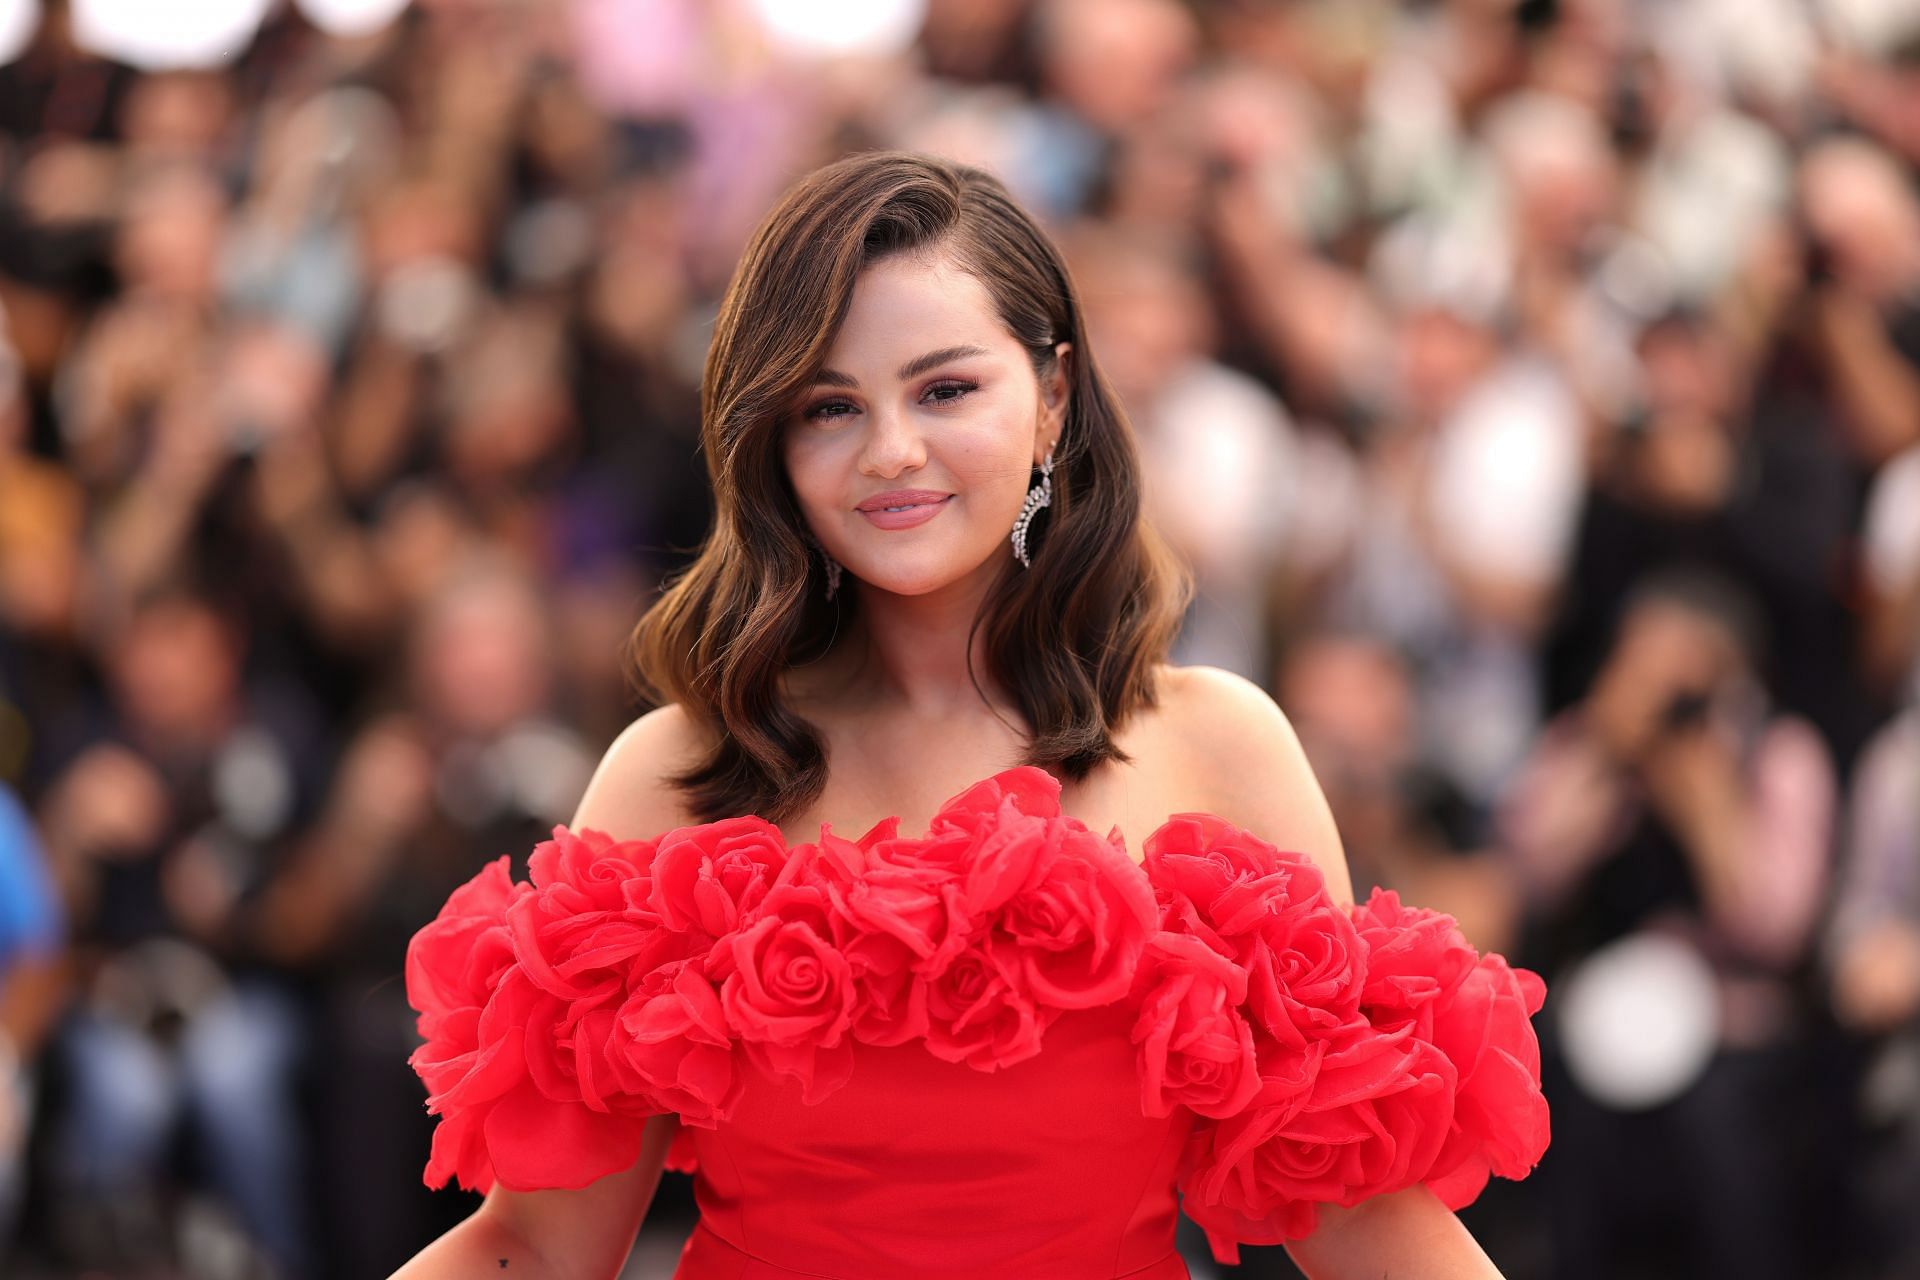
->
[1496,565,1837,1280]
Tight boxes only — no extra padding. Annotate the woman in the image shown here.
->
[391,151,1548,1280]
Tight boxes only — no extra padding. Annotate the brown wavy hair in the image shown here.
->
[627,150,1192,822]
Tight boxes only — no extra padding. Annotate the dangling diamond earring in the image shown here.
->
[1011,444,1055,569]
[803,531,843,601]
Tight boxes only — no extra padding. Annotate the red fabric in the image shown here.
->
[405,767,1550,1277]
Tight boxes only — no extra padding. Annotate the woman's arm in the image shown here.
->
[389,706,712,1279]
[391,1114,679,1280]
[1287,1185,1504,1280]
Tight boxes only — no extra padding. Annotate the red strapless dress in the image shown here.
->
[405,767,1549,1279]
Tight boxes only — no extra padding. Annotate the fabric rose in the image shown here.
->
[408,857,524,1056]
[615,960,741,1127]
[649,815,788,937]
[1350,888,1478,1041]
[926,766,1078,924]
[709,881,857,1103]
[509,828,691,1007]
[997,823,1157,1009]
[1143,816,1365,1046]
[1352,890,1550,1210]
[1144,814,1302,936]
[1236,890,1365,1048]
[833,818,972,974]
[925,765,1064,838]
[462,967,656,1190]
[529,824,659,915]
[768,827,942,1049]
[1132,931,1260,1119]
[407,827,701,1193]
[958,804,1066,918]
[923,937,1052,1070]
[406,857,527,1191]
[832,862,951,1046]
[1179,1022,1456,1261]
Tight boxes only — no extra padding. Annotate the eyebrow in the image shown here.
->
[813,344,991,389]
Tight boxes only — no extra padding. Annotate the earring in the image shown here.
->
[803,531,843,601]
[1011,444,1055,569]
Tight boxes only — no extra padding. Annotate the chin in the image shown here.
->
[847,546,1004,598]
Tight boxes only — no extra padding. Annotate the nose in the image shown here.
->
[857,402,927,479]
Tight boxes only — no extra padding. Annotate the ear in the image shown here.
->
[1037,341,1072,461]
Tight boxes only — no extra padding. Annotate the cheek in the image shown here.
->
[943,417,1038,515]
[782,431,846,516]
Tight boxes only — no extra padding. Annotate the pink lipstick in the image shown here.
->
[856,490,954,530]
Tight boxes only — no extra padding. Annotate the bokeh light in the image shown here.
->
[0,0,36,68]
[744,0,926,58]
[71,0,271,70]
[296,0,413,39]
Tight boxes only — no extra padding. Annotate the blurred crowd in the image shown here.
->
[2,0,1920,1276]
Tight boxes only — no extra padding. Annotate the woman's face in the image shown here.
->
[782,249,1069,599]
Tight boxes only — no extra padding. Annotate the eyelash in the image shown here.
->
[804,380,978,422]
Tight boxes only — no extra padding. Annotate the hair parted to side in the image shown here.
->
[626,149,1192,823]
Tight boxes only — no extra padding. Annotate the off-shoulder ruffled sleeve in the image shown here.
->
[1131,815,1550,1263]
[405,822,759,1192]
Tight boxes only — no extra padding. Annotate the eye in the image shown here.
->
[803,398,858,422]
[922,380,977,406]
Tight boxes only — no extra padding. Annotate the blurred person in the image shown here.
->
[1070,223,1355,682]
[1318,214,1587,810]
[1190,62,1381,424]
[31,580,332,1278]
[1826,437,1920,1277]
[0,784,66,1252]
[574,172,714,582]
[1858,441,1920,698]
[1543,137,1902,775]
[1815,23,1920,166]
[1547,282,1885,778]
[1824,686,1920,1278]
[116,70,237,164]
[1498,565,1836,1280]
[919,0,1035,84]
[437,301,581,512]
[246,550,598,1278]
[0,322,92,782]
[112,159,228,308]
[1024,0,1201,219]
[0,4,137,334]
[1278,631,1520,958]
[1540,306,1747,713]
[1479,89,1640,428]
[220,84,399,362]
[1799,135,1920,466]
[53,160,231,494]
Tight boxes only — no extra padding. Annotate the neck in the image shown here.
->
[833,560,1013,718]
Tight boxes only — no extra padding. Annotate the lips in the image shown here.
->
[856,491,953,530]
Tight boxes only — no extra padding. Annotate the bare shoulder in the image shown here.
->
[1153,664,1304,776]
[1156,664,1354,906]
[570,703,716,840]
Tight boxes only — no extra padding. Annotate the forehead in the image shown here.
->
[825,250,1008,362]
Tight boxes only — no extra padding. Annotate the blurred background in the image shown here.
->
[1,0,1918,1276]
